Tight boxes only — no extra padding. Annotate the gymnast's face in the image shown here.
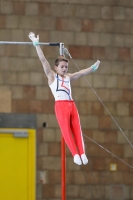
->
[55,61,68,77]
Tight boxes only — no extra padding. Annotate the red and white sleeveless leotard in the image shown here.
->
[49,74,85,156]
[49,74,73,100]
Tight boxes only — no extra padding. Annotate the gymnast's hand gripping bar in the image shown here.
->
[0,41,65,56]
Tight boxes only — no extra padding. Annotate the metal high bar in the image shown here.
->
[0,41,65,56]
[0,41,60,46]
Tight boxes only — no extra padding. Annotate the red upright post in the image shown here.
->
[61,135,66,200]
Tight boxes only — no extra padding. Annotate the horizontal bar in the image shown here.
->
[0,130,28,138]
[0,41,60,46]
[0,129,28,133]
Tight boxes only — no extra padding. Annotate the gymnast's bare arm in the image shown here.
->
[35,45,55,85]
[28,32,55,85]
[68,60,100,81]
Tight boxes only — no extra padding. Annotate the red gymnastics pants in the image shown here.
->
[55,100,85,156]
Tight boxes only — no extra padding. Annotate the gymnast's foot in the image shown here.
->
[81,154,88,165]
[74,154,82,165]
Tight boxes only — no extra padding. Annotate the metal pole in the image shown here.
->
[61,135,66,200]
[0,41,65,56]
[0,41,60,46]
[59,43,64,56]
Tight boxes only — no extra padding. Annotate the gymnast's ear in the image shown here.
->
[54,65,58,71]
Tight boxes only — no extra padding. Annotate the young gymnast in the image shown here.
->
[29,32,100,165]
